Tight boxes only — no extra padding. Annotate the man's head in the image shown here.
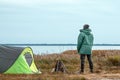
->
[83,24,89,30]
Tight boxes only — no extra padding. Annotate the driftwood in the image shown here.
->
[52,60,68,73]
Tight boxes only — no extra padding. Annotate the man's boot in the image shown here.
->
[80,69,84,74]
[90,69,93,73]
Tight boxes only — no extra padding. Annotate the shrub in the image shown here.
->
[106,55,120,66]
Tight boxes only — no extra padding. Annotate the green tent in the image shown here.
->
[0,46,41,74]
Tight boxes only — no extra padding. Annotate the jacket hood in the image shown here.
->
[80,29,91,35]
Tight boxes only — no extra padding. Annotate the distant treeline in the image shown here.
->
[0,44,120,46]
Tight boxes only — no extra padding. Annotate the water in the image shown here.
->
[1,44,120,54]
[30,46,120,54]
[31,46,76,54]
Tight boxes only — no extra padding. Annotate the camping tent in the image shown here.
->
[0,46,41,74]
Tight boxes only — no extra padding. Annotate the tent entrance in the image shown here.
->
[24,53,32,66]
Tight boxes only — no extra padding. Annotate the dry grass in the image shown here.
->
[1,50,120,80]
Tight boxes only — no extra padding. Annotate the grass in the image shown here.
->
[1,50,120,80]
[106,55,120,66]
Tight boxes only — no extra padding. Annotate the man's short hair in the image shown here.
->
[83,24,89,29]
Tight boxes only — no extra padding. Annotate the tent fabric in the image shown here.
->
[0,46,24,73]
[0,45,40,74]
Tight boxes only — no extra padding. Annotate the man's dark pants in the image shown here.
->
[80,54,93,72]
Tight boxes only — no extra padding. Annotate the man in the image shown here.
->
[77,24,94,73]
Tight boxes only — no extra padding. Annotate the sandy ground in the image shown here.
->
[73,73,120,80]
[0,73,120,80]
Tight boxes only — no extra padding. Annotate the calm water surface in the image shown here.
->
[2,44,120,54]
[29,46,120,54]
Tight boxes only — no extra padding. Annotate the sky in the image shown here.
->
[0,0,120,44]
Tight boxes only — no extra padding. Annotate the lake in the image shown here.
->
[30,46,120,54]
[1,44,120,54]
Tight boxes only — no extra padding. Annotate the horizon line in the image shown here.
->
[0,43,120,46]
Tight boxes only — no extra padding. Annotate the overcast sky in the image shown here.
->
[0,0,120,44]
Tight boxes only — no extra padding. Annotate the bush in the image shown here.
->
[106,55,120,66]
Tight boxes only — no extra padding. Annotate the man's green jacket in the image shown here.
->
[77,29,94,54]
